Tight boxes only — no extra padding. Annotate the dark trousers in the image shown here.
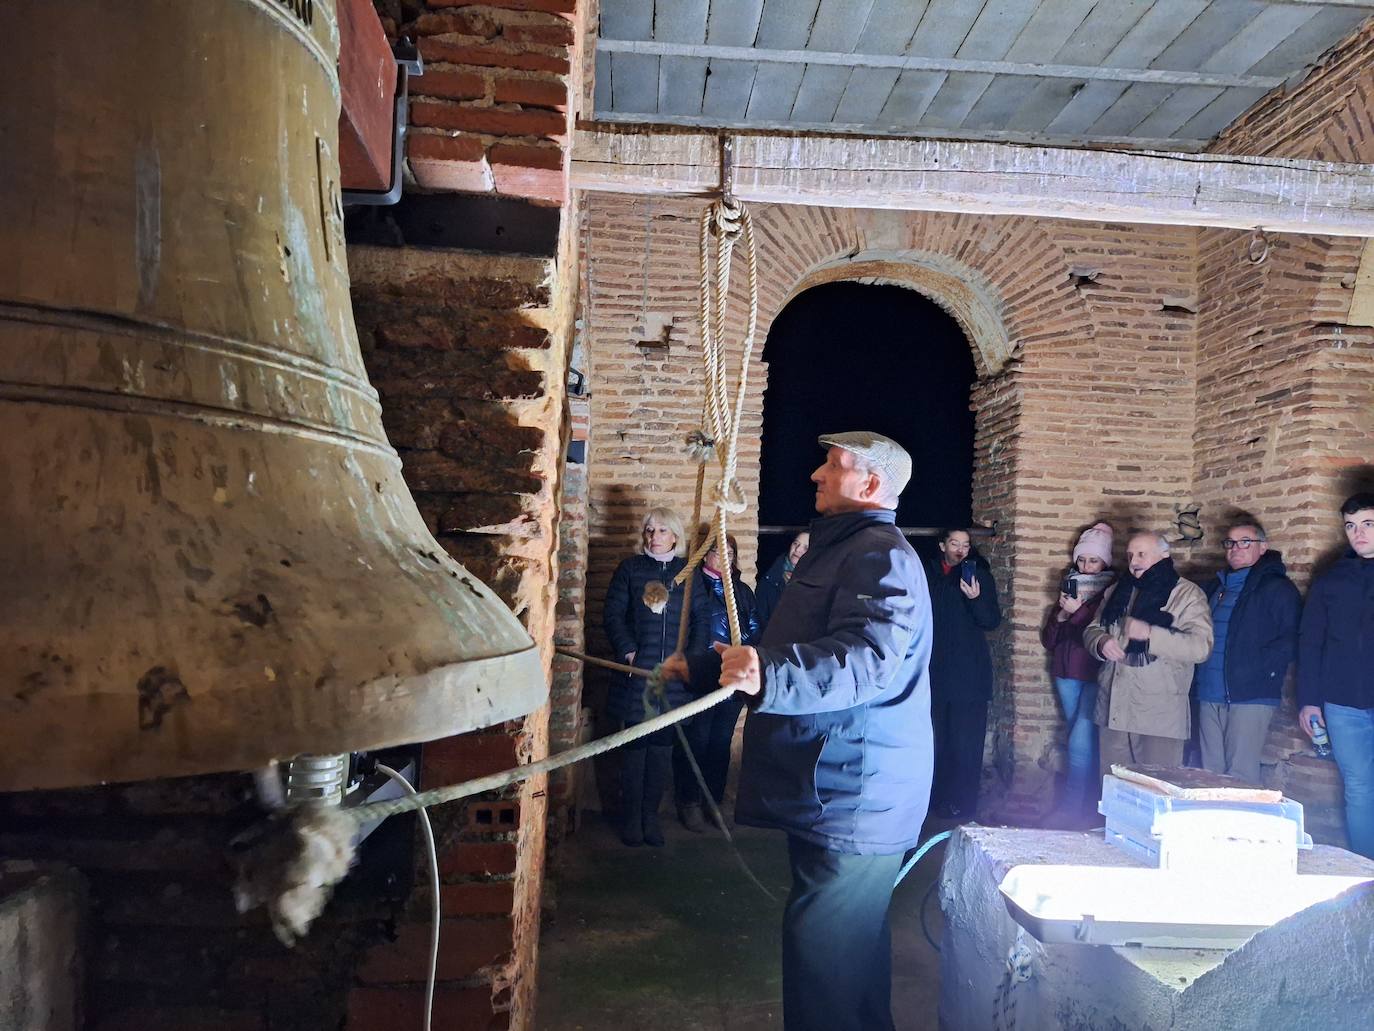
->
[931,696,988,814]
[674,694,745,806]
[782,836,902,1031]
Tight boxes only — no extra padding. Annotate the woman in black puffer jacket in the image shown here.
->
[603,507,709,846]
[675,531,760,832]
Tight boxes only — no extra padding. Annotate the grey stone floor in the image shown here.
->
[536,812,949,1030]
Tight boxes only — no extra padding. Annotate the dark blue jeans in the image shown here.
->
[1326,703,1374,859]
[782,836,902,1031]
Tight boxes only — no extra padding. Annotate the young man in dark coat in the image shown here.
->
[1299,492,1374,859]
[1195,518,1301,786]
[926,527,1002,819]
[664,430,931,1031]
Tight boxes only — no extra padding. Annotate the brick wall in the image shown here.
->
[1190,13,1374,839]
[347,234,576,1028]
[375,0,579,203]
[581,197,1200,819]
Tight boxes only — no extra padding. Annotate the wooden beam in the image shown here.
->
[595,38,1286,90]
[570,128,1374,237]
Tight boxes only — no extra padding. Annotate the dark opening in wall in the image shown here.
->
[758,282,976,570]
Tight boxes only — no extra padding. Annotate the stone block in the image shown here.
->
[1,862,84,1031]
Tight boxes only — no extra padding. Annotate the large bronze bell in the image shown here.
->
[0,0,545,791]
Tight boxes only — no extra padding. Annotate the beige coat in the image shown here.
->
[1083,578,1214,740]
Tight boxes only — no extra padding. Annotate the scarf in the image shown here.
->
[1098,557,1179,665]
[644,546,677,562]
[1067,569,1116,602]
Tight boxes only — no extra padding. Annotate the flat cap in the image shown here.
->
[817,430,912,496]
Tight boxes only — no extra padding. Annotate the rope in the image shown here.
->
[672,198,759,651]
[341,673,735,826]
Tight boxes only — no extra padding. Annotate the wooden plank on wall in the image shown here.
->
[570,127,1374,238]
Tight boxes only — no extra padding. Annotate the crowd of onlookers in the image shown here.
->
[602,492,1374,860]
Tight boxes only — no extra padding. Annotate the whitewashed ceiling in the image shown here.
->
[593,0,1373,150]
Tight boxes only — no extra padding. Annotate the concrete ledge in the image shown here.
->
[1,861,84,1031]
[937,824,1374,1031]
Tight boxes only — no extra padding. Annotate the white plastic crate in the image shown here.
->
[1105,808,1300,873]
[1099,774,1313,849]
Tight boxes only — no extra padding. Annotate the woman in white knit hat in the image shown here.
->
[1041,521,1117,826]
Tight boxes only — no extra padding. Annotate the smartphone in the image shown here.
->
[1060,578,1078,599]
[960,559,977,586]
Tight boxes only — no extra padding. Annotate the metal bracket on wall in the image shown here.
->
[342,38,423,207]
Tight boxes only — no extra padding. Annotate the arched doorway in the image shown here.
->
[758,281,977,570]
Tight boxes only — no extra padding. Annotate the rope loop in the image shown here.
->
[712,478,748,515]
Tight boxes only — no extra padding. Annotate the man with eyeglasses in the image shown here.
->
[1298,492,1374,859]
[1194,518,1301,785]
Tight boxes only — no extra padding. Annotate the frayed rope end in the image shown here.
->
[231,806,358,946]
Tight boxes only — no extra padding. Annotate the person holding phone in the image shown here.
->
[927,527,1002,819]
[1040,522,1116,825]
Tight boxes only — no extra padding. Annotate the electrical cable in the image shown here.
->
[894,829,951,887]
[377,763,439,1031]
[893,830,952,953]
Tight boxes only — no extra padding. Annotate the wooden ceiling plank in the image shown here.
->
[600,0,652,40]
[1128,4,1320,140]
[1148,1,1276,74]
[755,0,824,50]
[833,67,903,123]
[1127,84,1224,139]
[610,52,660,114]
[908,0,985,58]
[705,0,766,45]
[653,0,708,44]
[925,0,1038,128]
[1200,2,1322,72]
[1087,82,1180,136]
[570,128,1374,237]
[1042,1,1210,135]
[963,0,1098,130]
[1246,6,1369,76]
[963,74,1046,131]
[1176,85,1269,139]
[658,56,709,117]
[877,70,948,127]
[701,0,765,126]
[790,63,855,123]
[1001,0,1173,132]
[745,61,807,121]
[855,0,931,56]
[701,59,759,120]
[808,0,877,52]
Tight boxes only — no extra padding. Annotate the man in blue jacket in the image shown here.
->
[668,430,932,1031]
[1299,492,1374,859]
[1195,518,1301,786]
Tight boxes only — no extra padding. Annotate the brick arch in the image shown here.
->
[747,206,1095,381]
[743,206,1099,814]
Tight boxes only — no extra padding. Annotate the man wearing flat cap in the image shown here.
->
[667,430,933,1031]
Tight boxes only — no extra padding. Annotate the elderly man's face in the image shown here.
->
[1126,534,1167,577]
[810,447,876,515]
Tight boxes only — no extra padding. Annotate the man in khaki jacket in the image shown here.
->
[1084,531,1214,774]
